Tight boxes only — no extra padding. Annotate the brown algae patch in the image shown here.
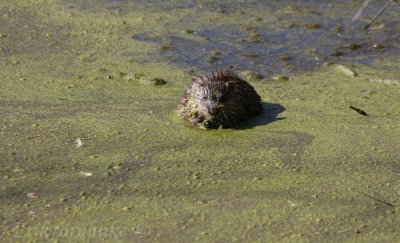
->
[1,0,400,242]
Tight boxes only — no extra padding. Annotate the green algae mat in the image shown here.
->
[1,0,400,242]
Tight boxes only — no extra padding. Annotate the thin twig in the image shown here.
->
[364,0,396,29]
[352,0,372,23]
[351,187,396,207]
[350,105,368,116]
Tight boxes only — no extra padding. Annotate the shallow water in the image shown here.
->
[119,0,399,74]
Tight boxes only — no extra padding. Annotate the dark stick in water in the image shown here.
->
[352,0,372,23]
[352,0,397,29]
[351,187,395,207]
[350,105,368,116]
[364,0,397,29]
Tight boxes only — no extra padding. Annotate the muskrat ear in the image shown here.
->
[225,81,234,88]
[225,81,238,92]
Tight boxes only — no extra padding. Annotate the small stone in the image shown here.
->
[122,206,132,211]
[79,171,92,177]
[131,73,167,85]
[249,31,260,38]
[183,29,194,34]
[160,45,173,51]
[347,43,361,50]
[27,192,40,199]
[240,70,262,81]
[147,77,166,85]
[75,138,84,148]
[306,23,321,29]
[332,64,358,77]
[280,55,292,61]
[208,55,219,63]
[331,50,344,57]
[272,75,289,81]
[372,44,384,50]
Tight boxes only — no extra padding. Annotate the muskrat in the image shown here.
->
[178,70,263,129]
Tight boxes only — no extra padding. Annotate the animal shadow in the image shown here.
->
[238,102,286,129]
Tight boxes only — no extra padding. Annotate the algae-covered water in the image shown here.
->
[1,0,400,242]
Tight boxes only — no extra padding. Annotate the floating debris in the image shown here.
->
[79,171,92,177]
[351,187,395,206]
[331,50,344,57]
[350,106,368,116]
[345,43,362,50]
[331,64,358,77]
[124,73,166,85]
[305,23,321,29]
[26,134,41,139]
[160,45,173,51]
[372,44,384,50]
[272,75,289,81]
[182,29,195,34]
[288,200,297,207]
[240,70,262,81]
[374,79,400,86]
[27,192,40,199]
[367,22,386,30]
[280,54,292,61]
[144,77,167,85]
[75,138,85,148]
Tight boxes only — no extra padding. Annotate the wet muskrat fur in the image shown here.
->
[178,70,263,129]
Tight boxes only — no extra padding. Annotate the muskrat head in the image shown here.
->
[178,70,263,129]
[191,81,229,128]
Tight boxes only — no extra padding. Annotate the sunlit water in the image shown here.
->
[71,0,400,75]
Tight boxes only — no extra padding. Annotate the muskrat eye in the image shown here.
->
[196,94,208,100]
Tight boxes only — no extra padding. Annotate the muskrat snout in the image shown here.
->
[208,103,219,115]
[202,118,220,129]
